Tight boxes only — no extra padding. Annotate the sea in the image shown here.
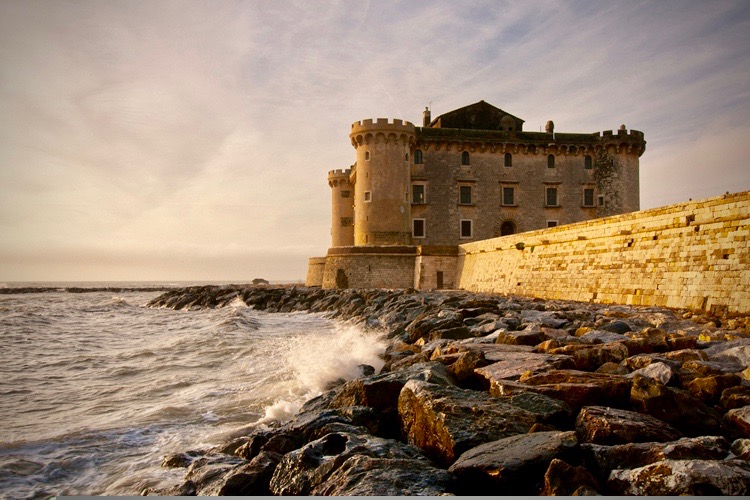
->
[0,282,386,498]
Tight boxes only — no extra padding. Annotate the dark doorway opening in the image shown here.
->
[500,221,517,236]
[436,271,444,289]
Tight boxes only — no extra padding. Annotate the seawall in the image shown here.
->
[457,191,750,314]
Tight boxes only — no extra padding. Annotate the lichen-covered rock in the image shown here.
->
[575,405,682,445]
[541,458,600,496]
[398,379,537,466]
[581,436,729,479]
[269,432,426,495]
[630,374,721,436]
[607,459,750,495]
[448,431,578,495]
[310,455,452,495]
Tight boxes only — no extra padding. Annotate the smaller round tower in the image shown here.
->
[349,118,416,246]
[328,168,354,247]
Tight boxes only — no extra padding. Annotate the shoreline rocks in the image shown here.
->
[143,285,750,496]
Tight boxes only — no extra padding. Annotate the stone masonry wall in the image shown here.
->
[305,257,326,287]
[456,191,750,314]
[321,249,416,289]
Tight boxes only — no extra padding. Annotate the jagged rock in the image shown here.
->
[683,358,743,376]
[581,436,729,478]
[513,369,632,411]
[212,451,281,495]
[405,311,462,342]
[607,459,750,495]
[622,327,668,354]
[601,320,632,334]
[571,343,629,371]
[666,333,699,351]
[575,406,682,445]
[686,373,742,404]
[521,310,568,328]
[622,353,678,371]
[724,405,750,438]
[721,385,750,410]
[704,339,750,367]
[398,379,537,466]
[731,438,750,459]
[448,431,578,495]
[496,327,548,346]
[578,329,628,344]
[268,432,426,495]
[184,455,245,495]
[310,455,452,495]
[630,374,721,436]
[445,349,489,385]
[429,325,473,340]
[627,361,674,385]
[595,361,629,375]
[161,452,193,468]
[664,347,708,363]
[474,351,575,384]
[541,458,600,496]
[501,391,573,427]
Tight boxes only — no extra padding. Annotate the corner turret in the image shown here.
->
[328,168,354,247]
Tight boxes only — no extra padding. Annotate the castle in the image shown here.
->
[307,100,647,290]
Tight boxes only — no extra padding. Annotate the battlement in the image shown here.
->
[350,118,416,137]
[327,168,351,179]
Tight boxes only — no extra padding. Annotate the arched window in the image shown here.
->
[584,155,592,169]
[461,151,470,165]
[365,151,370,161]
[504,153,512,167]
[500,221,516,236]
[414,149,423,164]
[547,154,555,168]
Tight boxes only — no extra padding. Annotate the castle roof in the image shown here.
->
[428,100,525,131]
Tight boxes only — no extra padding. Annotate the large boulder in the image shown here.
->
[541,458,600,496]
[310,455,452,495]
[581,436,729,479]
[448,431,579,495]
[474,351,575,384]
[398,379,537,466]
[268,432,427,495]
[575,406,682,445]
[630,374,722,436]
[607,459,750,495]
[724,405,750,439]
[513,369,632,411]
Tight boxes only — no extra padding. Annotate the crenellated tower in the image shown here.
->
[327,168,354,247]
[349,118,416,246]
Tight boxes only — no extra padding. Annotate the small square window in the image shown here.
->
[364,191,371,202]
[459,185,472,205]
[341,190,351,198]
[460,219,473,238]
[547,220,558,228]
[502,187,515,206]
[598,194,605,206]
[340,217,353,227]
[583,188,595,207]
[412,184,425,204]
[546,187,558,207]
[412,219,425,238]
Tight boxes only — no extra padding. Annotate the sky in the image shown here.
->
[1,0,749,282]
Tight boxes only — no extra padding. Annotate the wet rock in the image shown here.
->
[541,458,600,496]
[581,435,729,478]
[310,455,452,495]
[161,452,193,469]
[686,373,742,404]
[515,369,632,411]
[630,374,721,436]
[724,405,750,438]
[268,432,426,495]
[474,351,575,384]
[405,311,462,342]
[213,451,281,495]
[607,459,750,495]
[575,405,682,445]
[398,379,537,466]
[185,455,245,495]
[448,431,578,495]
[501,391,573,428]
[731,438,750,459]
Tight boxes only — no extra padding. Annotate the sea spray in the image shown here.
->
[260,321,386,422]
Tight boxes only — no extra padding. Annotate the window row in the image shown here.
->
[412,150,593,169]
[410,184,600,207]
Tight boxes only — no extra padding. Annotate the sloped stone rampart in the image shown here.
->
[457,191,750,314]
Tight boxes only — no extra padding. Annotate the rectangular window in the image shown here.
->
[459,185,472,205]
[460,219,473,239]
[340,217,353,227]
[547,220,558,228]
[545,187,558,207]
[364,191,371,202]
[583,188,595,207]
[598,194,605,206]
[412,184,425,204]
[502,187,515,206]
[584,155,593,170]
[341,190,350,198]
[412,219,425,238]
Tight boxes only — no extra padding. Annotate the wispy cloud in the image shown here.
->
[0,0,748,280]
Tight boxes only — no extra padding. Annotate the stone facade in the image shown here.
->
[457,191,750,314]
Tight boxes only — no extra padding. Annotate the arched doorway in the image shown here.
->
[500,220,516,236]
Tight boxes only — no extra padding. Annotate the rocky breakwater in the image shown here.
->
[145,285,750,495]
